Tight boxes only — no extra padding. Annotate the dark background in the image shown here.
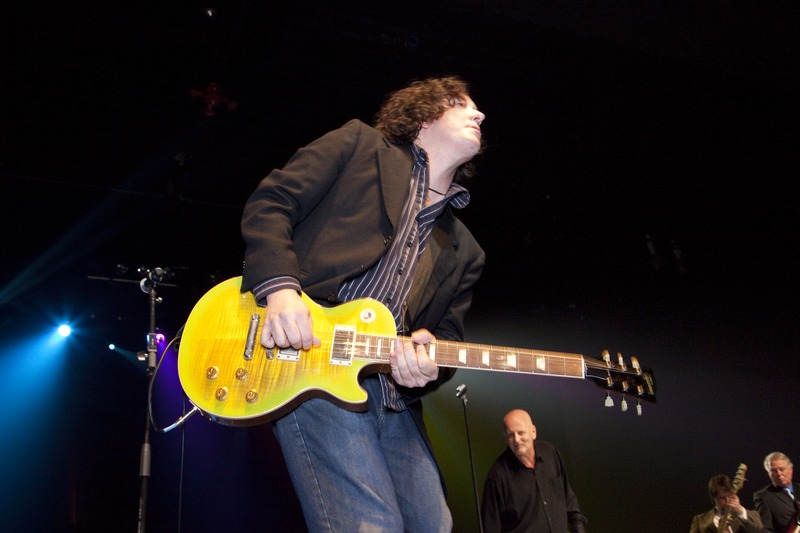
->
[2,1,798,531]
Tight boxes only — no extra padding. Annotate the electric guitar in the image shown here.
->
[789,494,800,533]
[718,463,747,533]
[177,277,657,426]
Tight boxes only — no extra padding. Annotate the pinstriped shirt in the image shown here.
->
[340,145,424,324]
[338,145,469,327]
[337,145,469,411]
[337,144,469,410]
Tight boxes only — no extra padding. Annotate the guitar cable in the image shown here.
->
[145,325,197,533]
[147,326,200,434]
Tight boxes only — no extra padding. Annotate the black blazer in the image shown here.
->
[241,119,484,327]
[240,119,486,484]
[754,483,800,533]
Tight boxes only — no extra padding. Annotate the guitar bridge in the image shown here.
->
[276,348,300,362]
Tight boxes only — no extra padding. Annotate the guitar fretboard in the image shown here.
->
[352,333,586,379]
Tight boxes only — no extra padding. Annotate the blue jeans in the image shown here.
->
[273,376,452,532]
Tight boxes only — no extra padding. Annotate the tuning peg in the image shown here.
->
[620,380,630,393]
[617,352,627,371]
[636,401,642,416]
[631,356,641,374]
[605,392,614,407]
[621,397,628,412]
[602,349,611,365]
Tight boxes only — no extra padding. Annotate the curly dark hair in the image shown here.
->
[374,76,484,182]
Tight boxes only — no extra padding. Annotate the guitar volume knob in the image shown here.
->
[245,389,259,404]
[235,367,248,381]
[206,366,220,380]
[215,387,229,401]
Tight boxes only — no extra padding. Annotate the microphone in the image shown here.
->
[148,267,168,283]
[139,266,172,293]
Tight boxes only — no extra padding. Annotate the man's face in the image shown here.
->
[419,96,485,160]
[768,459,793,488]
[714,490,735,509]
[504,417,536,463]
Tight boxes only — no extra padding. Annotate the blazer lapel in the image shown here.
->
[406,224,446,319]
[376,140,414,229]
[782,484,800,507]
[769,484,797,512]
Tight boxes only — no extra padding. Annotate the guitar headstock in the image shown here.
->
[732,463,747,492]
[585,350,657,414]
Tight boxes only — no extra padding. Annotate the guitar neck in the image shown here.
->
[430,338,586,378]
[719,464,749,531]
[339,329,656,403]
[356,332,597,379]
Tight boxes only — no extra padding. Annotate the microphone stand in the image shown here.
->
[136,267,167,533]
[456,384,484,533]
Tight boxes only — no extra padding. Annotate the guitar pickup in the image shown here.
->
[244,314,261,360]
[330,325,356,366]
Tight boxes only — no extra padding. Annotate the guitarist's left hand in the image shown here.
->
[390,329,440,388]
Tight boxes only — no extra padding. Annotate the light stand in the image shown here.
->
[456,384,484,533]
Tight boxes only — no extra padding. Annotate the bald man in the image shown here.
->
[481,409,587,533]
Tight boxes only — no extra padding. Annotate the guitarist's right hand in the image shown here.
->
[722,493,745,516]
[262,289,321,351]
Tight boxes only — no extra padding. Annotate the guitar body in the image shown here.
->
[177,277,397,426]
[789,514,800,533]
